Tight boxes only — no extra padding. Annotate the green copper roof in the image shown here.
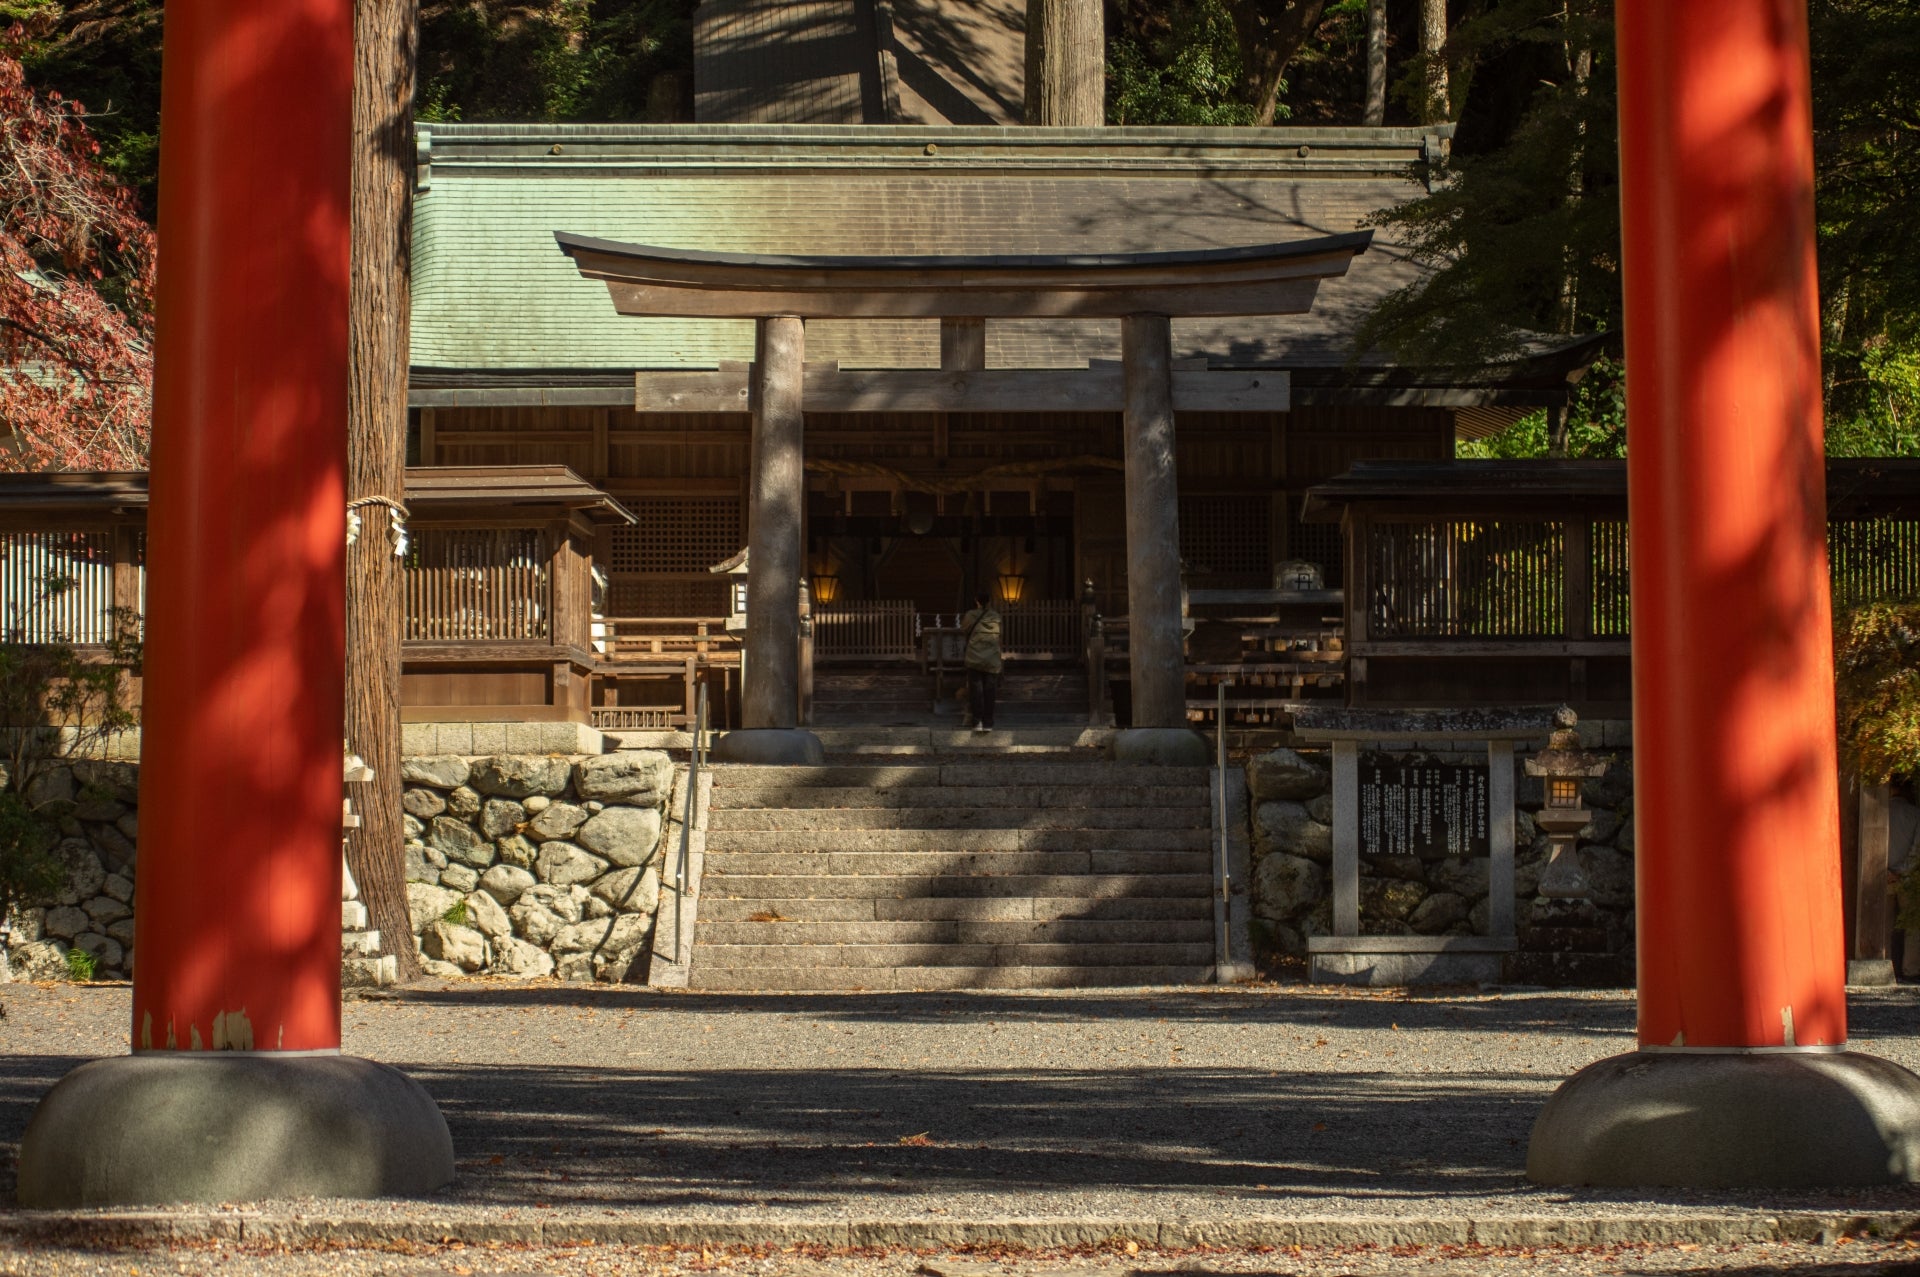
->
[409,124,1443,373]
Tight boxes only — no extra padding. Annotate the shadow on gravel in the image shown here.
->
[394,1062,1542,1209]
[0,1053,93,1201]
[378,984,1643,1040]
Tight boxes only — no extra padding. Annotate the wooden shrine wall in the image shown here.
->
[414,403,1454,619]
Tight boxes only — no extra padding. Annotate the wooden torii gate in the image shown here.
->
[555,232,1371,765]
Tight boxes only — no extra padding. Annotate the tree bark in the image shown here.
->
[1419,0,1448,123]
[1227,1,1329,128]
[347,0,422,983]
[1024,0,1104,126]
[1364,0,1387,126]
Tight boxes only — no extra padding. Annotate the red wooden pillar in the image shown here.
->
[1617,0,1844,1050]
[1529,0,1920,1189]
[130,0,355,1053]
[17,0,453,1208]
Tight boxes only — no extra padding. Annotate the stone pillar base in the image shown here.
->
[1528,1049,1920,1187]
[17,1054,454,1207]
[711,728,826,765]
[1109,727,1209,766]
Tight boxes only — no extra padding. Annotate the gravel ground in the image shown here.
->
[4,1234,1920,1276]
[3,979,1920,1272]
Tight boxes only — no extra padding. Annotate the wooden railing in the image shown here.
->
[1,529,141,645]
[599,616,740,664]
[403,527,549,642]
[814,601,918,661]
[1366,519,1565,639]
[589,706,679,730]
[1366,514,1920,646]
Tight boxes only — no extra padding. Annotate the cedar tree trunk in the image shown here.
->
[1364,0,1387,126]
[1228,1,1329,128]
[347,0,423,982]
[1024,0,1104,125]
[1419,0,1449,123]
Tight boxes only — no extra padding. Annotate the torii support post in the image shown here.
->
[1527,0,1920,1186]
[1114,314,1206,765]
[15,0,451,1206]
[714,315,825,764]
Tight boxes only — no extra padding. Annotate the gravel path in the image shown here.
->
[3,979,1920,1264]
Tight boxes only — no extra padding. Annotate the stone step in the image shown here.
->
[685,964,1217,990]
[341,929,384,956]
[696,918,1214,945]
[704,849,1212,877]
[713,784,1204,810]
[342,901,368,929]
[694,941,1217,968]
[703,828,1211,854]
[698,895,1214,922]
[711,762,1211,788]
[700,872,1212,900]
[708,805,1207,831]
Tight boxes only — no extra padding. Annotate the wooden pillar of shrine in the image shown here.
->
[1122,313,1184,726]
[1116,315,1205,763]
[717,315,824,763]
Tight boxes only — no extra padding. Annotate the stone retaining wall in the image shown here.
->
[1246,742,1636,974]
[2,752,674,986]
[399,751,672,981]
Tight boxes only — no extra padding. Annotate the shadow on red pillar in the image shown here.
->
[13,0,451,1206]
[1527,0,1920,1186]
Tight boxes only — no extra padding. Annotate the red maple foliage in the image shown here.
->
[1,24,154,472]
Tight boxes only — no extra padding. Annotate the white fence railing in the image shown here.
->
[1,531,122,644]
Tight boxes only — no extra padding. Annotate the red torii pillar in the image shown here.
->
[1528,0,1920,1185]
[15,0,450,1205]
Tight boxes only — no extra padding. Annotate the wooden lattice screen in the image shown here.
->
[0,530,119,644]
[1179,494,1271,583]
[1590,520,1632,636]
[1830,518,1920,608]
[404,528,549,641]
[611,498,743,575]
[1368,520,1566,639]
[608,579,730,617]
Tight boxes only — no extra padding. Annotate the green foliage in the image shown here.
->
[1813,0,1920,446]
[1826,338,1920,457]
[441,898,469,926]
[1834,601,1920,787]
[1456,356,1626,458]
[416,0,694,125]
[1107,0,1260,126]
[1358,0,1619,367]
[64,945,95,981]
[0,572,139,928]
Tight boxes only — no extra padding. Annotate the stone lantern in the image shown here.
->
[1525,706,1611,901]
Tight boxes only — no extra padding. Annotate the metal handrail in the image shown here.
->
[673,682,709,956]
[1215,679,1231,973]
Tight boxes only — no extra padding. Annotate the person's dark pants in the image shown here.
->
[967,670,998,729]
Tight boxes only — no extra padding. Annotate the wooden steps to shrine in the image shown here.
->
[687,760,1218,990]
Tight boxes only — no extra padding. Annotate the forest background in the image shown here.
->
[1,0,1917,468]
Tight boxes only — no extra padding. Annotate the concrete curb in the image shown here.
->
[4,1211,1917,1250]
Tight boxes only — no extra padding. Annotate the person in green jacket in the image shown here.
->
[959,592,1003,733]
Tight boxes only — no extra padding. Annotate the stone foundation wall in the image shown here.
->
[1246,742,1636,975]
[399,751,673,982]
[3,752,674,986]
[1,761,140,982]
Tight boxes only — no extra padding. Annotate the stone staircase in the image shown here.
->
[811,667,1090,728]
[690,760,1218,989]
